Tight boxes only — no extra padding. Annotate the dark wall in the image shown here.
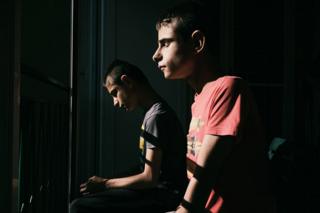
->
[18,0,71,212]
[0,0,15,211]
[231,1,320,211]
[21,0,70,100]
[294,0,320,145]
[0,0,20,212]
[233,1,285,141]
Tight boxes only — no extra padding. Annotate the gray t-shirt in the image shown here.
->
[139,101,188,193]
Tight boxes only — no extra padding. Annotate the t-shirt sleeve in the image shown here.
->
[205,78,243,136]
[142,114,163,149]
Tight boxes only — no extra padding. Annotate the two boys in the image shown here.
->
[72,1,275,212]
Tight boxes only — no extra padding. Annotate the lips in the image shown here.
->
[158,65,166,70]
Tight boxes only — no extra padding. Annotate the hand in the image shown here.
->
[80,176,108,195]
[175,205,189,213]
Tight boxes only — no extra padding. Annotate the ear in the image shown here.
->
[191,30,206,54]
[120,75,133,87]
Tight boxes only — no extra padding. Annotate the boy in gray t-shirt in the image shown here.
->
[70,59,188,213]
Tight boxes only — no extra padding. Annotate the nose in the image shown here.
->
[113,98,119,107]
[152,48,162,63]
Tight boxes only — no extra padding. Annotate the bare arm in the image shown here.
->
[80,147,162,194]
[105,147,162,189]
[177,134,234,213]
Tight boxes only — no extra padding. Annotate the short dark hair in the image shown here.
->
[104,59,150,86]
[156,0,219,56]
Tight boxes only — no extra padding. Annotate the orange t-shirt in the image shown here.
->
[187,76,275,213]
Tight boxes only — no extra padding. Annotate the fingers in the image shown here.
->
[80,180,90,194]
[80,186,87,193]
[80,182,87,188]
[79,176,106,195]
[80,180,96,194]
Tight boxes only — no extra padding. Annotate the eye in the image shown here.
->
[163,41,170,47]
[110,89,117,97]
[160,39,171,48]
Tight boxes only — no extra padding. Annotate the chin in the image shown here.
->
[163,74,171,79]
[163,69,186,80]
[163,72,176,80]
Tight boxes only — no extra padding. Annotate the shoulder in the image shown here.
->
[145,102,169,117]
[199,76,242,94]
[216,76,245,88]
[144,101,174,124]
[143,102,182,139]
[209,76,247,95]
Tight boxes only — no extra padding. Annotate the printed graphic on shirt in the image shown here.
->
[139,124,146,170]
[187,117,204,159]
[139,125,145,151]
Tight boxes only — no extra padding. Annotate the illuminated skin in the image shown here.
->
[104,75,138,111]
[152,20,195,80]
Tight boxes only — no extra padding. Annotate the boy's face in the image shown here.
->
[152,21,195,80]
[104,75,138,111]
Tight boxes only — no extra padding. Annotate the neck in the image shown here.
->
[138,85,161,111]
[186,56,222,94]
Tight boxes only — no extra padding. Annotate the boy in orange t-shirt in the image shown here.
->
[152,1,276,212]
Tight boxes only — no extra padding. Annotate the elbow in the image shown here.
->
[143,171,159,188]
[146,175,159,188]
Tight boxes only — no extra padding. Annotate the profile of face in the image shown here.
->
[152,20,195,80]
[104,75,138,111]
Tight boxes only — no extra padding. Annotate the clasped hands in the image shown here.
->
[80,176,108,195]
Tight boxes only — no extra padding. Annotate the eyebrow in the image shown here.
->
[158,38,175,44]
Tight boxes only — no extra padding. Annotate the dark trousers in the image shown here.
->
[69,188,181,213]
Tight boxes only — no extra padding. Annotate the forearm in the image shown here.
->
[106,172,158,189]
[82,147,161,193]
[180,135,234,211]
[183,176,212,208]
